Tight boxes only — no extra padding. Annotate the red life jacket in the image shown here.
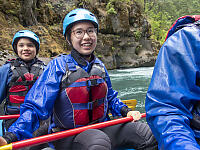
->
[6,58,45,114]
[53,57,108,129]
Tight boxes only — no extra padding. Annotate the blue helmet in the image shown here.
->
[12,30,40,54]
[63,8,99,39]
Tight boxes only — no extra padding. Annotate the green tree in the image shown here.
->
[145,0,200,44]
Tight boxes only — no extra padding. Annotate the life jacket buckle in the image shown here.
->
[87,79,98,87]
[88,100,98,110]
[88,102,93,110]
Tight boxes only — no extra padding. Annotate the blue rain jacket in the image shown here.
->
[145,24,200,149]
[8,53,127,141]
[0,63,12,102]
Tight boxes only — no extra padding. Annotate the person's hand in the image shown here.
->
[127,111,141,122]
[0,137,7,146]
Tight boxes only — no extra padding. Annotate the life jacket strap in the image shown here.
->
[68,78,105,88]
[73,97,105,110]
[8,90,27,96]
[87,78,102,87]
[8,80,35,86]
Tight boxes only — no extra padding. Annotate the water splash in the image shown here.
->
[108,67,154,113]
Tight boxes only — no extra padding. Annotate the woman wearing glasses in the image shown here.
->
[0,8,157,150]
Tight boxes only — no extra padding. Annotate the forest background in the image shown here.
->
[145,0,200,43]
[0,0,200,69]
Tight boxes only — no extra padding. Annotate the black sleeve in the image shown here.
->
[2,132,18,144]
[120,106,132,117]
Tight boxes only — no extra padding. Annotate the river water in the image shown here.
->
[108,67,154,114]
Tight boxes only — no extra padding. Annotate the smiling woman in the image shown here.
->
[70,22,97,59]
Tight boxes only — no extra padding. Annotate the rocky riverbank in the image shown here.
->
[0,0,160,69]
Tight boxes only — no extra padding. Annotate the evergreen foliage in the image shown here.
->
[144,0,200,44]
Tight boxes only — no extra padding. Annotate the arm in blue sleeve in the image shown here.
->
[0,63,12,103]
[105,67,127,116]
[145,26,200,149]
[8,56,67,141]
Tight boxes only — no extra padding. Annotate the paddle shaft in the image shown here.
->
[0,113,146,150]
[0,115,20,120]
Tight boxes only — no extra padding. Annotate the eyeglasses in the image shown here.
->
[72,28,97,39]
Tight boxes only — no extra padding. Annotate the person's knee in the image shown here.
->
[135,122,155,142]
[73,129,111,150]
[133,122,158,150]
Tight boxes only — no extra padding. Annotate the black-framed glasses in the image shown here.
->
[72,28,97,39]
